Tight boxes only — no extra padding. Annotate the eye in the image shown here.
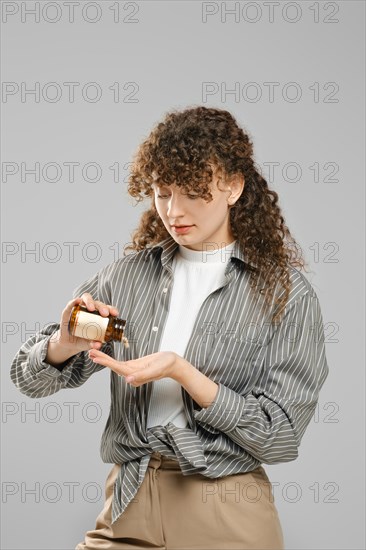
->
[155,188,200,200]
[157,193,199,200]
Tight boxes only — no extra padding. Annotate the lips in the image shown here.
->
[171,225,194,234]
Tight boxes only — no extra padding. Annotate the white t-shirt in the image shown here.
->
[146,240,237,429]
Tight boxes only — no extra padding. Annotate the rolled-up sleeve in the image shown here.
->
[193,290,329,464]
[10,269,113,399]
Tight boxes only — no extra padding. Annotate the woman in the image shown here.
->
[10,106,329,549]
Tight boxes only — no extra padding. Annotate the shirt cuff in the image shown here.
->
[193,383,246,432]
[28,335,82,378]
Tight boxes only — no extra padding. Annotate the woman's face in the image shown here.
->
[152,170,242,251]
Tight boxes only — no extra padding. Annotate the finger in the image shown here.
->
[125,353,174,387]
[88,348,109,359]
[80,293,96,311]
[89,347,117,360]
[80,294,119,317]
[125,370,149,386]
[88,350,127,376]
[93,301,114,317]
[124,362,155,386]
[88,340,103,350]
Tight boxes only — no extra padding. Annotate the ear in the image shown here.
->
[229,173,245,201]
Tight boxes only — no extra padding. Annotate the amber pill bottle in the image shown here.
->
[68,304,128,346]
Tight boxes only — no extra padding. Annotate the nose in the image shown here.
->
[166,194,185,218]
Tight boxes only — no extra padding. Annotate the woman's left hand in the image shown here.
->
[88,348,179,387]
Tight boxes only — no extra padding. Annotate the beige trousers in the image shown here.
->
[75,451,284,550]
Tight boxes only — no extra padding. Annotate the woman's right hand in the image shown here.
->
[48,293,120,356]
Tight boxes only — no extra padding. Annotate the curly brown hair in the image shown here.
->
[124,105,309,325]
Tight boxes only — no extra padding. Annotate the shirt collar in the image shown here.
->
[146,234,253,269]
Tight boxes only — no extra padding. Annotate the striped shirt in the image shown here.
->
[10,235,329,524]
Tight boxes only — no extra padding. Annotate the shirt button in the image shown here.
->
[152,326,158,332]
[162,288,168,293]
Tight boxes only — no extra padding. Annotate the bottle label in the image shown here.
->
[73,310,109,342]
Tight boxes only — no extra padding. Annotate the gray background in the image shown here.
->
[1,1,365,549]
